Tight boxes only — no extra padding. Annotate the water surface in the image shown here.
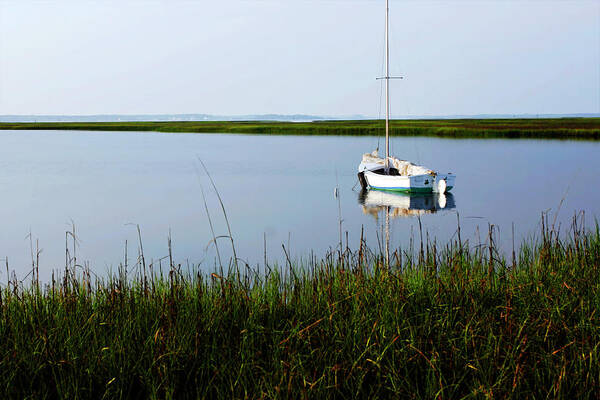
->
[1,130,599,280]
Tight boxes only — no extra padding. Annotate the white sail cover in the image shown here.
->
[361,150,434,176]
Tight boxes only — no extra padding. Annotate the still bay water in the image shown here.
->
[1,129,599,280]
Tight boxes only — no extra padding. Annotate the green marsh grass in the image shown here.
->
[0,214,598,398]
[1,118,599,139]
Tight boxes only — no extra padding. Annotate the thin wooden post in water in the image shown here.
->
[488,223,495,278]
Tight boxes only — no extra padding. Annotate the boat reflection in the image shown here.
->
[358,189,456,219]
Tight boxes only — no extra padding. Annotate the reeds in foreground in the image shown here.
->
[0,217,598,399]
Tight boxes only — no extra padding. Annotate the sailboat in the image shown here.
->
[358,0,456,194]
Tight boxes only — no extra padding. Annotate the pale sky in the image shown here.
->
[0,0,598,117]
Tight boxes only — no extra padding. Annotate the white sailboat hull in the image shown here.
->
[364,170,433,193]
[361,168,455,193]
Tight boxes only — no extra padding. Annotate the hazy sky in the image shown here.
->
[0,0,598,116]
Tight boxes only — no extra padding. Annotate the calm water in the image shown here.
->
[1,130,599,280]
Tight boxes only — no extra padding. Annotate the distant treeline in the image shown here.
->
[1,118,599,139]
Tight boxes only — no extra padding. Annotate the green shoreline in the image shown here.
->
[1,118,600,139]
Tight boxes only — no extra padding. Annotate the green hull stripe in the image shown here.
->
[370,186,454,193]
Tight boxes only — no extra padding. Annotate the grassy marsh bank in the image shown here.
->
[0,218,599,398]
[1,118,599,139]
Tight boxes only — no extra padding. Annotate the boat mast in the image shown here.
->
[385,0,390,173]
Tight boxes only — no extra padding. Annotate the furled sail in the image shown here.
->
[361,150,435,176]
